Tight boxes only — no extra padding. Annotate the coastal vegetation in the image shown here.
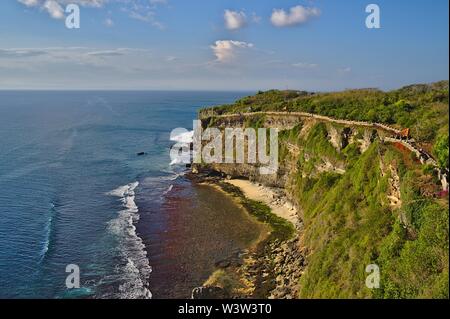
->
[203,81,449,150]
[291,138,448,298]
[198,81,449,299]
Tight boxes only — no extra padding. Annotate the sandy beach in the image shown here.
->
[225,179,298,225]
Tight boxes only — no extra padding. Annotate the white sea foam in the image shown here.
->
[170,151,197,166]
[170,130,193,144]
[169,172,184,180]
[40,202,56,262]
[170,130,194,166]
[108,181,139,198]
[143,171,184,183]
[170,156,190,166]
[163,184,174,196]
[107,181,152,299]
[118,258,152,299]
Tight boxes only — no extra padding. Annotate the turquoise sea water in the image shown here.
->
[0,91,250,298]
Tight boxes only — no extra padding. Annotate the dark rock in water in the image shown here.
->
[137,152,147,156]
[191,286,228,299]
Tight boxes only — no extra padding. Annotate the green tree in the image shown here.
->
[434,133,449,169]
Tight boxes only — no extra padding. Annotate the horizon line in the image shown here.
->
[0,79,448,94]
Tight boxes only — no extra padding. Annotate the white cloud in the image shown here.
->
[0,46,166,89]
[271,5,320,27]
[17,0,107,19]
[224,10,247,30]
[149,0,167,5]
[18,0,39,6]
[251,12,262,23]
[104,18,114,27]
[338,67,352,73]
[292,62,318,68]
[0,48,48,58]
[128,10,164,29]
[86,49,126,57]
[120,1,166,30]
[0,47,151,61]
[43,0,64,19]
[18,0,106,8]
[16,0,164,28]
[210,40,253,63]
[66,0,105,7]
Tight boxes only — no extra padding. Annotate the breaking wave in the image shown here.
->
[169,130,194,166]
[170,130,193,144]
[107,182,152,299]
[39,202,56,262]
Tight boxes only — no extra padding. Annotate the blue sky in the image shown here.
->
[0,0,448,90]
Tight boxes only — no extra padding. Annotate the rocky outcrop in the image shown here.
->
[380,158,402,209]
[358,129,377,153]
[205,163,287,188]
[199,115,384,188]
[201,111,446,191]
[327,125,342,151]
[315,159,346,175]
[268,236,305,299]
[235,234,305,299]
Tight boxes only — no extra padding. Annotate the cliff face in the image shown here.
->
[197,111,449,299]
[199,113,407,211]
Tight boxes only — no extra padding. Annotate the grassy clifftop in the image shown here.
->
[292,138,448,298]
[281,120,448,298]
[200,81,449,298]
[202,81,449,152]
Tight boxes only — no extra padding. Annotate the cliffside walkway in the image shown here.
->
[201,111,402,135]
[201,110,449,191]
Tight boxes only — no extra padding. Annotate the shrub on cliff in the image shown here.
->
[434,133,449,169]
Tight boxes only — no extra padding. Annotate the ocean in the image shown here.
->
[0,90,254,299]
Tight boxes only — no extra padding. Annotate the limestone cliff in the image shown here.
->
[194,104,448,298]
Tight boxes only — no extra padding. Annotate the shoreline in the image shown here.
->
[142,172,274,299]
[197,181,271,251]
[225,179,298,225]
[187,169,304,299]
